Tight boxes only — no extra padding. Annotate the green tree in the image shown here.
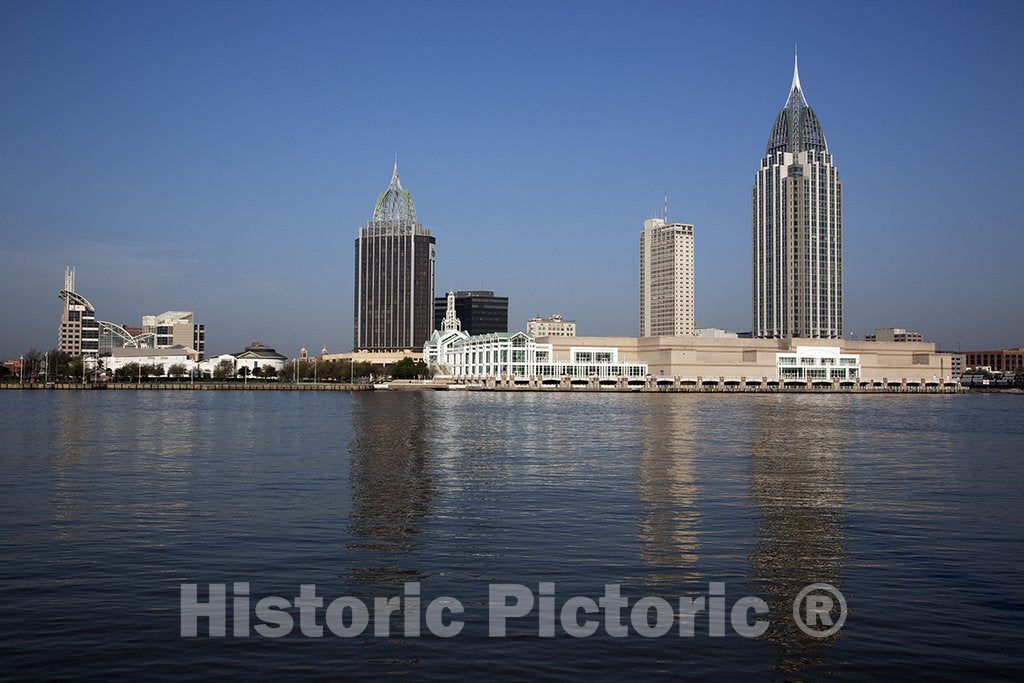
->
[252,365,264,378]
[139,362,162,378]
[319,359,345,381]
[114,363,140,381]
[168,363,187,379]
[389,357,428,379]
[44,349,73,380]
[213,359,234,380]
[23,348,42,380]
[261,364,278,378]
[352,361,375,382]
[67,356,84,380]
[280,360,295,382]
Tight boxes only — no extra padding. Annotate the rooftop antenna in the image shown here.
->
[663,192,668,221]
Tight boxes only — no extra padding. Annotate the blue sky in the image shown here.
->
[1,0,1022,357]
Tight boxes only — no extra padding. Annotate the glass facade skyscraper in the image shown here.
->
[433,291,509,336]
[753,56,843,339]
[354,164,436,351]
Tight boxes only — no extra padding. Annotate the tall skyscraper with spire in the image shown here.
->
[354,163,436,351]
[753,54,843,339]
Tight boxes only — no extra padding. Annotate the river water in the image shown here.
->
[1,391,1021,678]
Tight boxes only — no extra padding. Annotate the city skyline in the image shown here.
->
[1,1,1023,357]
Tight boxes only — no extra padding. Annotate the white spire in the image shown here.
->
[390,158,401,189]
[442,291,461,332]
[791,46,801,92]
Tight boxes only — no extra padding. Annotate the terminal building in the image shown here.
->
[425,293,645,379]
[534,335,955,385]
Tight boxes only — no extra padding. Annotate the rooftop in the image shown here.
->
[766,52,828,155]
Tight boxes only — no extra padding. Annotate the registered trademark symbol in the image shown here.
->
[793,583,847,638]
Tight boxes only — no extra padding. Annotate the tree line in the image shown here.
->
[2,350,431,383]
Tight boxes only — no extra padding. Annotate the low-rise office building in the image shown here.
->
[142,311,205,359]
[194,343,288,377]
[963,347,1024,373]
[695,328,739,339]
[321,350,424,367]
[865,327,923,342]
[527,314,576,337]
[230,342,288,374]
[102,345,199,374]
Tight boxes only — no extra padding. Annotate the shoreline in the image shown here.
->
[0,381,999,394]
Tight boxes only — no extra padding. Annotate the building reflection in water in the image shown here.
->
[748,395,848,675]
[347,393,436,587]
[636,396,700,586]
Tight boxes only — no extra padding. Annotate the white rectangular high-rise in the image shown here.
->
[640,217,695,337]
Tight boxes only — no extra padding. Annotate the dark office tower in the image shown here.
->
[433,290,509,336]
[753,54,843,339]
[354,163,436,351]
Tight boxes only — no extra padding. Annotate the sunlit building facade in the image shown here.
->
[424,295,646,379]
[753,55,843,339]
[640,217,695,337]
[57,267,99,357]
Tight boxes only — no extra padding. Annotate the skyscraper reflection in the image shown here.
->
[636,396,701,586]
[748,395,848,675]
[347,393,436,586]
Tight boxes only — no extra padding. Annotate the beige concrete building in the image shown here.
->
[943,352,965,379]
[640,217,694,337]
[142,311,205,359]
[695,327,738,339]
[527,314,576,337]
[321,349,423,367]
[533,335,956,384]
